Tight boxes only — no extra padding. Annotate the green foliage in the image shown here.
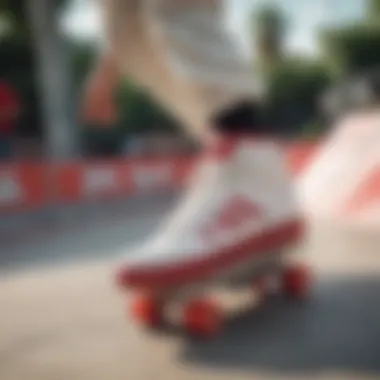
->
[0,0,67,15]
[0,37,41,136]
[0,0,29,41]
[300,120,326,140]
[0,0,68,41]
[70,42,97,85]
[115,81,178,135]
[0,0,27,22]
[265,58,332,135]
[367,0,380,23]
[252,5,287,69]
[321,24,380,76]
[255,5,287,38]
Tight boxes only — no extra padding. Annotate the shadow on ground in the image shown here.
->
[179,275,380,375]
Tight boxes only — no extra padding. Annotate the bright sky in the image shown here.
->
[63,0,366,56]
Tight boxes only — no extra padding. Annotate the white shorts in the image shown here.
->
[103,0,261,139]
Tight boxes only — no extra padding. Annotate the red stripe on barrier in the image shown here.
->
[0,162,48,211]
[0,142,319,212]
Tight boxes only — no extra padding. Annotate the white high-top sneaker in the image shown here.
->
[116,135,304,289]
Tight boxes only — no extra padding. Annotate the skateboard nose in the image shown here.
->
[115,266,129,288]
[115,264,146,288]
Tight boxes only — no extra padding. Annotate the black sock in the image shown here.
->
[212,101,271,134]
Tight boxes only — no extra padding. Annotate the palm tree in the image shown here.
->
[367,0,380,23]
[252,5,287,70]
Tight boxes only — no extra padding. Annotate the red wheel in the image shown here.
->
[282,265,310,297]
[129,293,163,328]
[182,298,222,338]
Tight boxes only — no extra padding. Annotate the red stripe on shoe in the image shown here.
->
[116,218,304,289]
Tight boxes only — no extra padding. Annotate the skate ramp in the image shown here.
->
[2,207,380,380]
[297,111,380,226]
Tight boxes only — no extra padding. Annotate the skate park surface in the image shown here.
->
[1,194,380,380]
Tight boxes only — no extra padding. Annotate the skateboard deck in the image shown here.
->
[117,246,310,339]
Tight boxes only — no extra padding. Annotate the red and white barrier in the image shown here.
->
[0,162,48,211]
[0,144,317,213]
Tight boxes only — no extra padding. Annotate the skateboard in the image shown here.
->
[117,248,310,339]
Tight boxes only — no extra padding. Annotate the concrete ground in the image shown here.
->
[0,200,380,380]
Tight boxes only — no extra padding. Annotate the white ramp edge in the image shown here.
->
[297,110,380,227]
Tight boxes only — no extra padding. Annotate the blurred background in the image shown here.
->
[1,0,379,163]
[1,2,380,380]
[1,0,380,220]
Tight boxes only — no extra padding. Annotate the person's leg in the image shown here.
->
[145,0,265,140]
[94,0,264,141]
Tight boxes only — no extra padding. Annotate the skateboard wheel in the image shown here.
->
[182,298,222,338]
[282,265,310,297]
[130,294,163,328]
